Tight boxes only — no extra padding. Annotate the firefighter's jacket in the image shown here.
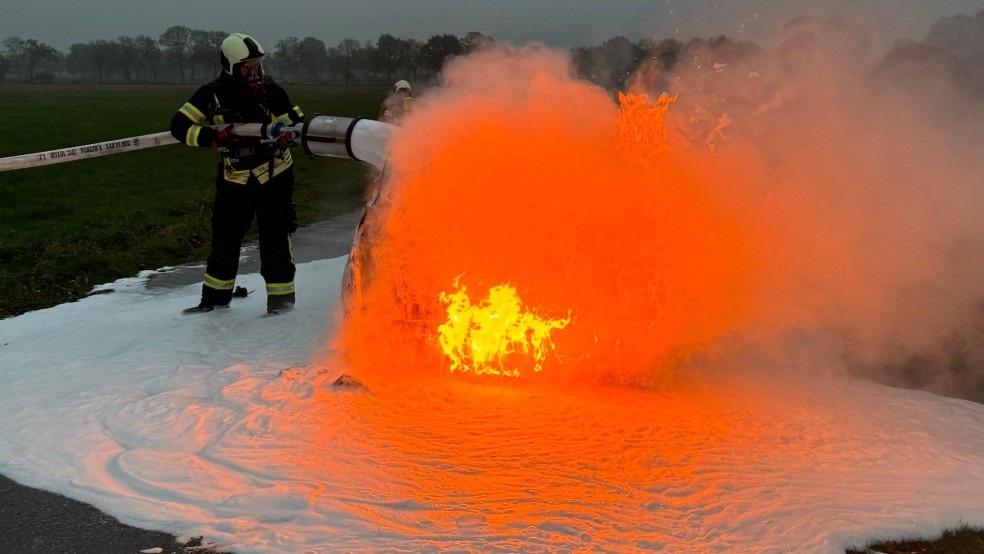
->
[379,92,413,125]
[170,73,305,185]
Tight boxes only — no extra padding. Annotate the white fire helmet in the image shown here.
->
[220,33,267,83]
[394,80,411,94]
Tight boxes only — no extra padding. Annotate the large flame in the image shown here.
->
[336,47,752,385]
[438,279,572,376]
[434,92,674,377]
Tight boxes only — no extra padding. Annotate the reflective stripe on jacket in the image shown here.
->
[170,74,305,185]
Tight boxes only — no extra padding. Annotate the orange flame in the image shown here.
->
[438,278,572,377]
[336,49,752,385]
[434,93,674,377]
[617,91,678,157]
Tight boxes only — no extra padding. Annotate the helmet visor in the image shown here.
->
[238,59,265,85]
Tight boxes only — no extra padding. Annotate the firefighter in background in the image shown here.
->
[379,80,413,125]
[170,33,305,315]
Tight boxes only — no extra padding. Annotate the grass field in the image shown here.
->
[0,83,388,318]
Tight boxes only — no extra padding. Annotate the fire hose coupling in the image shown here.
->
[264,121,292,140]
[269,121,297,148]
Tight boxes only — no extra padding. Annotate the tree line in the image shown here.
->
[0,26,491,85]
[1,11,982,89]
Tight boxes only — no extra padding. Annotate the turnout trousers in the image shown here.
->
[199,167,297,307]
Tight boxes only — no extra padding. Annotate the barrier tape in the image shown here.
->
[0,131,179,172]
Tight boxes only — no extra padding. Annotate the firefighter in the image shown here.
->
[170,33,305,315]
[379,80,413,125]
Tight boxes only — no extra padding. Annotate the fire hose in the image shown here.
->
[0,115,395,172]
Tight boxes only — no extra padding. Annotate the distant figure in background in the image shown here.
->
[379,80,413,125]
[170,33,305,316]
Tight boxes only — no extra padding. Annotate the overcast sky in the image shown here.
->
[1,0,981,53]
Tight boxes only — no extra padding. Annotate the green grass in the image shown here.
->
[0,83,389,318]
[847,525,984,553]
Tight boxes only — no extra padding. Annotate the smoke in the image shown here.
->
[639,16,984,398]
[336,17,984,399]
[337,44,751,386]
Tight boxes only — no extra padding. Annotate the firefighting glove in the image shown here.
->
[275,130,297,149]
[210,126,238,151]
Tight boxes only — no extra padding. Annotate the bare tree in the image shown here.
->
[298,37,328,82]
[463,31,495,53]
[420,34,464,76]
[374,33,405,83]
[89,40,113,83]
[406,39,423,81]
[65,43,89,81]
[159,25,192,83]
[134,35,162,82]
[274,36,302,81]
[2,37,59,83]
[373,34,419,83]
[360,39,376,82]
[329,38,362,84]
[188,30,226,81]
[114,36,140,83]
[65,39,109,83]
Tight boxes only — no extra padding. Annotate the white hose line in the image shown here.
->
[0,116,395,173]
[0,132,179,172]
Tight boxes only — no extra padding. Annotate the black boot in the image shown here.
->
[183,283,234,314]
[266,293,295,315]
[182,301,230,314]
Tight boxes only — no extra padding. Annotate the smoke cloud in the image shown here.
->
[641,16,984,398]
[336,16,984,400]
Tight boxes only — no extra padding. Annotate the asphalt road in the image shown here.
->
[144,211,360,291]
[0,212,359,554]
[0,473,219,554]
